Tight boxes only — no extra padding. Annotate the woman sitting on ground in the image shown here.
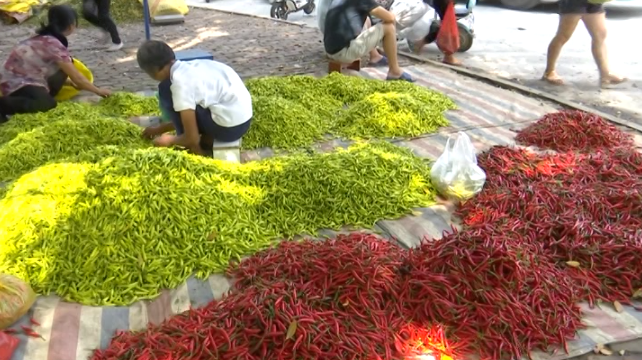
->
[0,5,112,123]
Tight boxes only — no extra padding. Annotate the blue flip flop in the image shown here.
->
[369,56,388,67]
[386,72,415,83]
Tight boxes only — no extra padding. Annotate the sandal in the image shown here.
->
[369,56,388,67]
[386,72,415,83]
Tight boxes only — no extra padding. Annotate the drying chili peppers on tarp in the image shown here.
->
[514,109,635,153]
[92,111,641,360]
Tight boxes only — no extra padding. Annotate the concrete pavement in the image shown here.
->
[188,0,642,123]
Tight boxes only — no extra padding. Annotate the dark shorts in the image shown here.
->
[158,79,251,143]
[559,0,604,14]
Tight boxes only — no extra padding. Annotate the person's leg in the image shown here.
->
[581,10,626,87]
[81,0,102,28]
[328,23,413,81]
[378,23,411,80]
[46,69,69,97]
[543,0,583,85]
[0,86,57,116]
[193,107,252,150]
[157,79,184,135]
[95,0,123,50]
[364,17,385,65]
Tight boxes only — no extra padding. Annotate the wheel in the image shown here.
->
[499,0,540,10]
[270,2,289,19]
[457,23,473,53]
[303,2,315,14]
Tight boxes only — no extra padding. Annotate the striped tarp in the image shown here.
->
[6,64,642,360]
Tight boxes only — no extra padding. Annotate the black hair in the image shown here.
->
[136,40,176,74]
[36,5,78,48]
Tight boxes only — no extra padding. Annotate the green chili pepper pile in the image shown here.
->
[244,73,455,149]
[98,92,162,118]
[243,95,335,150]
[0,118,148,183]
[0,139,436,305]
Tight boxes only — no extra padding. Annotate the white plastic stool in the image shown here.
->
[212,139,242,163]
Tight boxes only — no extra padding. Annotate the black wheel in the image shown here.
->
[457,23,473,53]
[270,2,289,19]
[303,2,315,14]
[499,0,540,10]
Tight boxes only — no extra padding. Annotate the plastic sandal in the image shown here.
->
[369,56,388,67]
[386,72,415,83]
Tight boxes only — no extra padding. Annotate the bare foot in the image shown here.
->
[410,40,425,55]
[369,52,384,64]
[542,71,564,86]
[443,54,462,66]
[600,74,627,89]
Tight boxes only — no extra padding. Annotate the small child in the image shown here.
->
[136,40,253,155]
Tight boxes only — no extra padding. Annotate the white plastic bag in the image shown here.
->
[430,132,486,201]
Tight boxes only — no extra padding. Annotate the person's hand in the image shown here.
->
[96,88,112,98]
[152,133,176,148]
[142,125,163,139]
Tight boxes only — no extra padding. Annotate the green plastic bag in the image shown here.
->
[0,274,36,330]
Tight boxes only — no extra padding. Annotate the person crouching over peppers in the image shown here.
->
[136,40,252,155]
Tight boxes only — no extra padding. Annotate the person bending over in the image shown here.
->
[324,0,414,82]
[136,40,253,156]
[542,0,625,87]
[0,5,112,122]
[410,0,461,66]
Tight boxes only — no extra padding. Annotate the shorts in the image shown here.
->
[559,0,604,14]
[326,23,385,63]
[158,79,252,143]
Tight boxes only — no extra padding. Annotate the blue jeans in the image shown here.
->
[157,79,251,142]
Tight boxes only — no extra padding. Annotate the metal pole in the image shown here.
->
[142,0,151,40]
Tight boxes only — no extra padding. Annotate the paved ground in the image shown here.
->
[189,0,642,123]
[0,2,640,122]
[0,8,398,92]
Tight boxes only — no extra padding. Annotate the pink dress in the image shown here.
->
[0,35,72,96]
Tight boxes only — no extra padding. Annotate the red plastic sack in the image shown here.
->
[436,2,460,55]
[0,332,19,360]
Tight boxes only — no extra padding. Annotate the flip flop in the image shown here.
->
[369,56,388,67]
[386,72,415,83]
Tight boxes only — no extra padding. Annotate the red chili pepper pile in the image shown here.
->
[92,234,453,360]
[92,112,642,360]
[514,110,635,152]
